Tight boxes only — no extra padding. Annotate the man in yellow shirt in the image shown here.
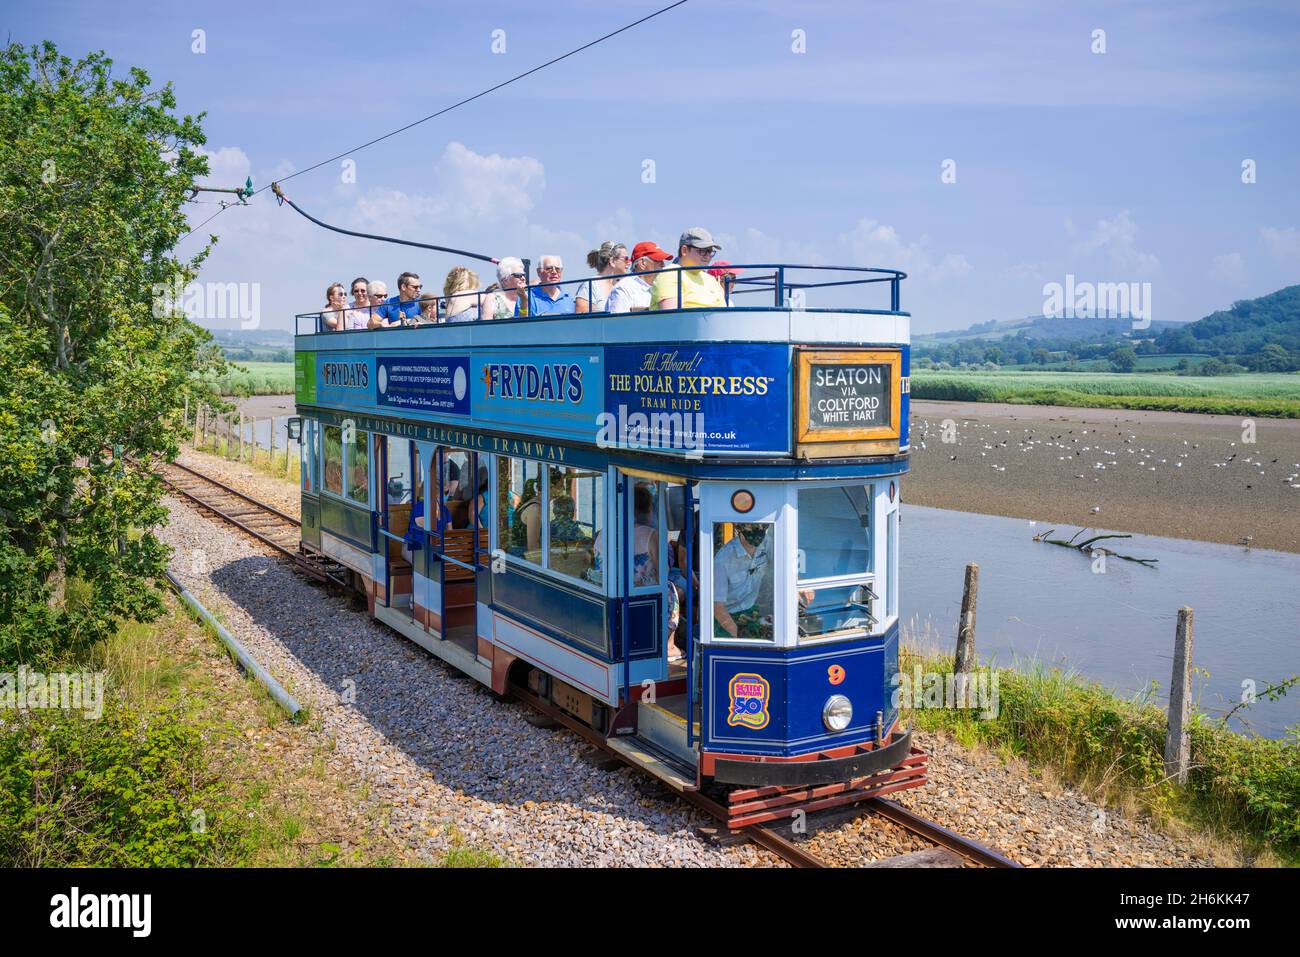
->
[650,227,728,310]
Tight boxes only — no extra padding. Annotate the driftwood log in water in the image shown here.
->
[1032,527,1159,567]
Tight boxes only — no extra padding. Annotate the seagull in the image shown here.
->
[1090,506,1101,514]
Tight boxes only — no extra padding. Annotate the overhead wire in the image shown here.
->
[176,1,688,244]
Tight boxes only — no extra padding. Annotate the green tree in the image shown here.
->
[1108,347,1138,373]
[1031,347,1050,365]
[0,42,226,663]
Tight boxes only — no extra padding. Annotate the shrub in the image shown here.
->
[0,701,244,866]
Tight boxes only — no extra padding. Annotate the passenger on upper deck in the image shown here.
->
[575,241,629,313]
[489,257,526,319]
[367,280,388,314]
[443,266,482,323]
[345,277,371,329]
[606,241,672,313]
[321,282,347,330]
[650,228,728,311]
[371,271,423,328]
[527,256,576,316]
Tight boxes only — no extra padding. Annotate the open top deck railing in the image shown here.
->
[295,263,906,336]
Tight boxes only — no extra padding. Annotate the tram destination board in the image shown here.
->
[796,349,902,448]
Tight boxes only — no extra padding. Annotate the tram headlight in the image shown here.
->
[822,694,853,732]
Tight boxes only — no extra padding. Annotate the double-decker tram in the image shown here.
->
[290,264,927,825]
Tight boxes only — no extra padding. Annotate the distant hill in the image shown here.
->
[1154,284,1300,362]
[917,285,1300,372]
[207,327,294,363]
[920,315,1181,344]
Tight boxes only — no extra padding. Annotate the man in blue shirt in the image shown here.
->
[527,255,576,316]
[372,271,424,326]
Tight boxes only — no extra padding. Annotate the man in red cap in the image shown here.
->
[606,241,673,313]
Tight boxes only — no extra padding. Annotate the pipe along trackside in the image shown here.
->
[165,570,304,720]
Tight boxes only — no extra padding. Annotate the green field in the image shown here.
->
[910,369,1300,417]
[208,360,294,396]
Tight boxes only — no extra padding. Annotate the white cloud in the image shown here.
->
[1072,210,1160,276]
[1260,226,1300,263]
[840,219,972,282]
[196,146,252,186]
[998,262,1043,283]
[1210,252,1245,281]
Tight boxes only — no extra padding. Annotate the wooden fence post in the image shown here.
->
[183,396,189,437]
[239,412,246,462]
[1165,607,1194,785]
[194,402,202,448]
[269,416,276,470]
[954,562,979,673]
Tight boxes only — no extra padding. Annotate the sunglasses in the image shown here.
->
[508,272,526,280]
[539,265,562,272]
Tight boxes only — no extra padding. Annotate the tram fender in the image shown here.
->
[711,729,916,787]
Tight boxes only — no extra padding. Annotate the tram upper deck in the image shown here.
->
[292,264,912,469]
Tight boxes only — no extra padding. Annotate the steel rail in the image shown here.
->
[164,459,302,526]
[863,797,1022,868]
[155,460,348,587]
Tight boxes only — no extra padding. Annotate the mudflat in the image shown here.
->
[907,400,1300,554]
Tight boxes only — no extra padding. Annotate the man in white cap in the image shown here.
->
[650,227,728,311]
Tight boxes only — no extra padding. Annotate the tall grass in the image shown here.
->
[899,629,1300,862]
[205,360,294,397]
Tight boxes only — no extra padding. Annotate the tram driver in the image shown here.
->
[713,524,813,640]
[713,524,772,640]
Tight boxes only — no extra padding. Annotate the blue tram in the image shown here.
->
[290,265,927,825]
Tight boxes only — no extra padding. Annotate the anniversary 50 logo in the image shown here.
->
[727,672,771,730]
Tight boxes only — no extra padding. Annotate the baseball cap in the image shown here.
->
[631,241,673,262]
[678,226,721,251]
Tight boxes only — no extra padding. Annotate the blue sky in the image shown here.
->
[10,0,1300,333]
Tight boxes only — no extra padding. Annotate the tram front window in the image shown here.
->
[712,522,775,642]
[796,484,877,638]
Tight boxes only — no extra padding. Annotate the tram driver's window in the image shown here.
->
[323,425,343,496]
[346,430,370,507]
[712,522,775,642]
[547,465,603,585]
[796,484,876,639]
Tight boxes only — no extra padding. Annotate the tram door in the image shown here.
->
[429,446,486,652]
[376,436,420,619]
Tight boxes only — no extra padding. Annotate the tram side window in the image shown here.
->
[323,425,344,496]
[386,438,413,504]
[497,455,543,563]
[631,482,660,587]
[300,420,315,493]
[548,465,603,585]
[712,522,775,642]
[796,484,877,639]
[347,430,370,507]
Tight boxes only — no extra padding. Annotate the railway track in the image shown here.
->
[155,458,350,587]
[162,457,1020,870]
